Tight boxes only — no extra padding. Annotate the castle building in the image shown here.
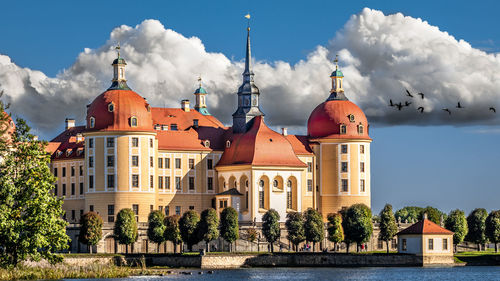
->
[47,27,372,227]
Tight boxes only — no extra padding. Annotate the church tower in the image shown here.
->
[194,77,210,115]
[232,25,264,133]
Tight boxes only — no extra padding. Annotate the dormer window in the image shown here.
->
[162,125,168,131]
[108,103,115,112]
[204,140,210,148]
[170,124,178,131]
[358,123,364,134]
[193,119,199,127]
[56,151,62,157]
[226,140,231,148]
[147,105,151,112]
[154,124,161,130]
[340,124,347,134]
[348,114,355,122]
[66,150,72,157]
[89,117,95,128]
[130,116,138,127]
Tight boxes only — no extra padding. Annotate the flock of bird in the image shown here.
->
[388,89,497,115]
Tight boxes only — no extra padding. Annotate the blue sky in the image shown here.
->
[1,0,499,214]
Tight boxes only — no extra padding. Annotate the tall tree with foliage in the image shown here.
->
[164,215,182,253]
[220,207,239,252]
[379,204,398,254]
[395,206,423,223]
[343,204,373,253]
[285,212,305,252]
[444,209,468,253]
[466,208,488,251]
[262,209,281,252]
[485,210,500,252]
[178,210,201,251]
[419,206,446,225]
[79,212,103,254]
[304,208,324,252]
[198,208,219,252]
[147,210,166,253]
[113,208,138,254]
[327,213,344,252]
[0,118,69,267]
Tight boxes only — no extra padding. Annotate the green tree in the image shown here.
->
[147,210,166,253]
[285,212,305,252]
[395,206,423,223]
[198,208,219,252]
[0,118,69,267]
[343,204,373,253]
[304,208,324,252]
[113,208,138,254]
[327,213,344,252]
[485,210,500,252]
[79,212,103,254]
[444,209,468,253]
[466,208,488,251]
[419,206,446,225]
[220,207,239,252]
[262,209,281,252]
[179,210,201,252]
[245,228,258,252]
[379,204,398,254]
[164,215,182,253]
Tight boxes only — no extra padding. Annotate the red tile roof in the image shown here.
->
[286,135,313,155]
[397,219,454,235]
[151,107,224,131]
[217,116,307,168]
[48,126,85,160]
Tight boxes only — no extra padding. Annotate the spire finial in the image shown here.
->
[334,54,339,70]
[245,13,251,31]
[198,75,202,87]
[115,42,121,58]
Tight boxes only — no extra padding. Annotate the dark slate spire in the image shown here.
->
[232,25,264,134]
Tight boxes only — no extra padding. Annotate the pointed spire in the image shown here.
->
[243,26,254,82]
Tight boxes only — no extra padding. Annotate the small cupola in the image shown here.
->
[109,43,131,90]
[194,76,211,115]
[328,55,347,101]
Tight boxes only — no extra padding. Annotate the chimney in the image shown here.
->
[193,119,199,128]
[423,213,428,220]
[65,118,75,130]
[181,100,190,112]
[281,127,288,136]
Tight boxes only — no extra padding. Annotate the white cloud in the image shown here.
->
[1,9,500,140]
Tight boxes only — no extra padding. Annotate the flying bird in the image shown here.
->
[442,108,451,115]
[395,103,403,111]
[490,107,496,113]
[405,89,414,98]
[417,107,424,113]
[389,99,394,107]
[456,102,464,109]
[418,93,424,99]
[404,101,412,106]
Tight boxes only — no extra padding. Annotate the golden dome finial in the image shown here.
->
[334,54,339,70]
[115,42,121,57]
[198,75,202,87]
[245,13,251,31]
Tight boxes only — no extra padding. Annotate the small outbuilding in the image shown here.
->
[396,215,454,265]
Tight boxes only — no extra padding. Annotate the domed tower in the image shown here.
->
[307,57,372,218]
[194,77,210,115]
[83,46,156,223]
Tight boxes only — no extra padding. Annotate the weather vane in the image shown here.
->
[334,54,339,69]
[198,75,202,87]
[115,42,121,57]
[245,13,251,30]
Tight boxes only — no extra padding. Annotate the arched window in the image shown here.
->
[259,180,265,209]
[273,180,279,188]
[358,123,364,134]
[339,79,342,88]
[108,103,115,112]
[226,140,231,148]
[245,180,249,188]
[204,140,210,148]
[340,124,347,134]
[130,116,138,127]
[89,117,95,128]
[287,180,292,209]
[234,181,237,188]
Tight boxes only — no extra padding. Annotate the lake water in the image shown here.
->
[71,266,500,281]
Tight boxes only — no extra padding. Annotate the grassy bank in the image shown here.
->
[454,250,500,265]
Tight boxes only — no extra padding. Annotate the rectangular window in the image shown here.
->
[89,205,94,212]
[402,239,407,251]
[307,162,312,172]
[165,158,170,169]
[108,205,115,223]
[159,206,163,212]
[79,182,83,195]
[71,183,75,195]
[341,162,348,172]
[443,238,448,250]
[377,239,383,249]
[149,138,153,148]
[107,137,114,148]
[391,238,397,249]
[175,206,181,215]
[189,206,194,210]
[360,162,365,173]
[207,159,213,170]
[54,184,58,196]
[107,155,115,167]
[158,158,163,169]
[132,137,139,147]
[189,177,194,190]
[150,205,154,212]
[428,238,434,250]
[360,144,365,154]
[54,168,58,177]
[341,144,348,154]
[150,175,154,188]
[132,175,139,188]
[80,209,84,219]
[307,179,313,192]
[132,156,139,167]
[341,179,348,192]
[175,177,181,190]
[165,206,170,216]
[88,138,94,148]
[89,175,94,189]
[62,184,66,196]
[158,176,163,189]
[189,159,194,169]
[89,157,94,168]
[79,165,83,176]
[71,210,75,221]
[71,166,75,177]
[150,157,154,168]
[175,158,181,169]
[360,179,365,192]
[207,177,213,191]
[171,124,178,131]
[165,176,171,190]
[132,204,139,222]
[107,175,115,188]
[62,167,66,177]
